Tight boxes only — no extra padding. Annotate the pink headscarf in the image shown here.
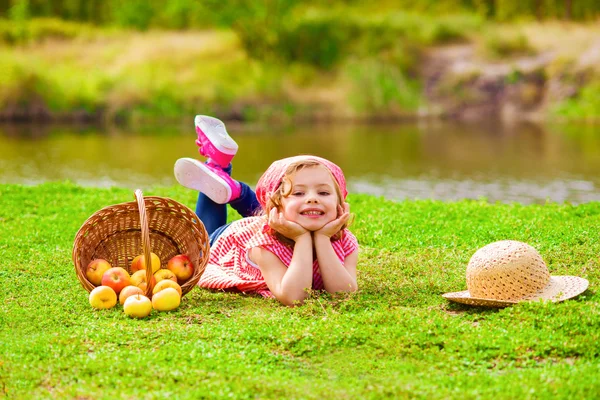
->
[255,155,348,211]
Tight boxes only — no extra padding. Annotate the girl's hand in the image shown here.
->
[314,203,350,238]
[268,208,309,242]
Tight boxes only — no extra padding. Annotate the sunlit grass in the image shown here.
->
[1,182,599,398]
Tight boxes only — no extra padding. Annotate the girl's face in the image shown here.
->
[280,165,340,231]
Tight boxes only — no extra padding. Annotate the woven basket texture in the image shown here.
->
[72,190,209,298]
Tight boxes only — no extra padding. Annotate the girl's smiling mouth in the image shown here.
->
[300,209,325,217]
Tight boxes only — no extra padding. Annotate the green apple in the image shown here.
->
[154,269,177,283]
[151,287,180,311]
[89,286,117,309]
[123,294,152,318]
[152,280,182,297]
[130,270,156,292]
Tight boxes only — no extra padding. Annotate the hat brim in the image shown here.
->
[442,276,589,308]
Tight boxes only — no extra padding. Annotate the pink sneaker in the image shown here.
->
[174,158,241,204]
[195,115,238,168]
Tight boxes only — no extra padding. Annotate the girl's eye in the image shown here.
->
[319,191,330,196]
[292,191,304,196]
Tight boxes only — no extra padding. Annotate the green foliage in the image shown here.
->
[109,0,153,30]
[7,0,29,21]
[494,0,600,21]
[0,27,290,122]
[229,9,481,69]
[0,52,107,113]
[344,58,423,114]
[276,12,358,69]
[1,0,599,28]
[1,183,599,398]
[480,27,533,58]
[552,80,600,122]
[0,17,99,44]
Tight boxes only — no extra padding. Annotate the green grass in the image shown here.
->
[1,182,599,399]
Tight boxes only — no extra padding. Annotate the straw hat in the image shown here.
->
[442,240,589,307]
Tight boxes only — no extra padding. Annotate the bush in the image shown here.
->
[277,12,359,69]
[0,17,96,44]
[480,28,534,58]
[344,58,422,114]
[553,80,600,122]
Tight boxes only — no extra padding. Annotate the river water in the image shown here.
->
[1,121,599,204]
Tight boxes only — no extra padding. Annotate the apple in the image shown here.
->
[131,252,161,274]
[154,269,177,283]
[123,294,152,318]
[101,267,131,295]
[151,287,181,311]
[167,254,194,282]
[85,259,112,286]
[152,279,182,297]
[130,270,156,291]
[89,286,117,309]
[119,285,144,305]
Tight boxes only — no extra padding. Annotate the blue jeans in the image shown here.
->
[194,164,261,246]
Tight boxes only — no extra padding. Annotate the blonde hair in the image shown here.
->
[264,160,349,245]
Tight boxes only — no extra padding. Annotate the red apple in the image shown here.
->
[119,285,144,305]
[101,267,131,295]
[131,252,161,274]
[85,259,112,286]
[167,254,194,282]
[89,286,117,309]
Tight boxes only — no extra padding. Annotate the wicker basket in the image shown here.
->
[72,189,210,298]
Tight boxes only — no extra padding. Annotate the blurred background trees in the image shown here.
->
[0,0,598,123]
[1,0,599,29]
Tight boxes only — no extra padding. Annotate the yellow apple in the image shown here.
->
[130,270,156,291]
[101,267,131,295]
[85,259,112,286]
[119,285,144,305]
[131,252,161,274]
[151,287,181,311]
[167,254,194,282]
[154,269,177,283]
[152,279,182,297]
[89,286,117,309]
[123,294,152,318]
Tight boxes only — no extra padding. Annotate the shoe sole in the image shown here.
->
[174,158,231,204]
[195,115,238,155]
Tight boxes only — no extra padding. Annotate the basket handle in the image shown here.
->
[135,189,155,297]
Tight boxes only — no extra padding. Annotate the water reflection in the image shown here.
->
[1,121,599,204]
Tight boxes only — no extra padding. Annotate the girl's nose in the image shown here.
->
[306,193,319,203]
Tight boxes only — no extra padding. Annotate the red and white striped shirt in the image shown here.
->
[198,216,359,298]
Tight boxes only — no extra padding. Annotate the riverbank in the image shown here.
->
[3,120,600,204]
[1,17,599,124]
[1,182,599,398]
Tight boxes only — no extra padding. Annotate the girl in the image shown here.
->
[174,115,359,306]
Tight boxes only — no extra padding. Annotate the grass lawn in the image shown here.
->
[1,182,599,399]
